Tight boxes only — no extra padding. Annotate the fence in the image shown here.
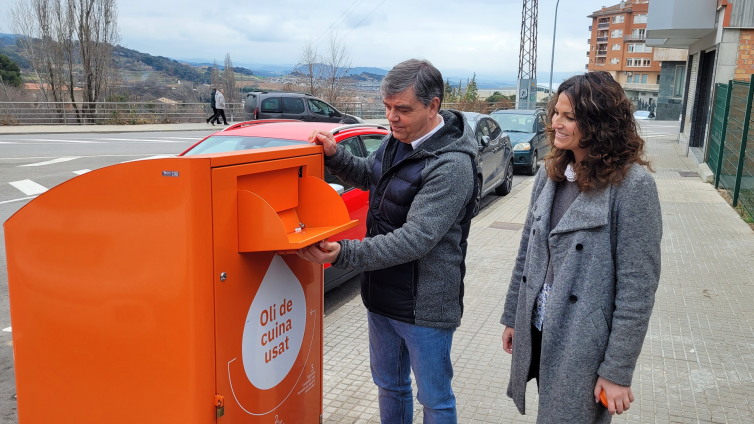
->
[708,73,754,217]
[0,101,245,125]
[0,100,550,126]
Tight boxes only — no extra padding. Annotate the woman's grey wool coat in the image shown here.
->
[501,164,662,424]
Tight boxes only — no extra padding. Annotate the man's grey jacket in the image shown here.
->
[326,109,477,329]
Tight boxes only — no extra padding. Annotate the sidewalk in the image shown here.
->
[0,119,390,135]
[322,134,754,423]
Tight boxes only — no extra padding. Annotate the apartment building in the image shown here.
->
[587,1,662,109]
[647,0,754,159]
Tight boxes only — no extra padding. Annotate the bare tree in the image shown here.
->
[296,39,319,96]
[210,60,220,89]
[320,34,352,104]
[73,0,120,120]
[223,53,236,102]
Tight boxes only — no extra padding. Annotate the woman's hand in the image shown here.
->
[502,327,514,354]
[594,376,634,415]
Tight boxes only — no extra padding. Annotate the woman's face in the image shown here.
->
[551,93,588,162]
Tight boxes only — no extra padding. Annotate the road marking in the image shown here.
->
[73,169,91,175]
[157,137,202,140]
[0,153,175,161]
[101,138,187,143]
[120,155,175,163]
[18,157,81,167]
[9,180,48,196]
[1,327,10,333]
[26,138,102,143]
[0,196,38,205]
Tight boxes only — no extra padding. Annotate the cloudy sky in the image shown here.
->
[0,0,612,81]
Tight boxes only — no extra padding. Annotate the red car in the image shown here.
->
[180,120,390,292]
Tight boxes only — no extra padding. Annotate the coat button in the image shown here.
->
[532,230,536,235]
[576,243,583,251]
[536,216,541,221]
[569,295,578,303]
[522,276,527,283]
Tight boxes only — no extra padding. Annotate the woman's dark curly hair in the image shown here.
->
[544,71,651,191]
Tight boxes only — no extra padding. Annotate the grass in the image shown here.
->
[718,188,754,230]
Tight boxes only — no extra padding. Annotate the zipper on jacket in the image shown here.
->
[377,174,396,215]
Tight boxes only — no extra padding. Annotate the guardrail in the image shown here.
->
[0,101,245,126]
[623,83,660,91]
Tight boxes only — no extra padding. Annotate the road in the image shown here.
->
[0,120,679,422]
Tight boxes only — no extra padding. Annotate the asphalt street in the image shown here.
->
[0,120,679,423]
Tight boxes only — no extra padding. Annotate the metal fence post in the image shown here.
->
[715,80,734,189]
[733,73,754,206]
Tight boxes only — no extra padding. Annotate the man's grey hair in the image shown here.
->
[381,59,444,107]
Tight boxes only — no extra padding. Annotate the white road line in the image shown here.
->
[25,138,102,143]
[101,138,187,143]
[157,137,203,140]
[18,157,81,167]
[9,180,48,196]
[73,169,91,175]
[0,153,175,161]
[0,196,38,205]
[120,155,175,163]
[2,327,10,333]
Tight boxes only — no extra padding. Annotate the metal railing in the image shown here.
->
[0,101,245,125]
[596,37,609,43]
[623,83,660,91]
[598,23,610,29]
[708,74,754,218]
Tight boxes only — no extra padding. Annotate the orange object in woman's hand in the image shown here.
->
[599,390,608,408]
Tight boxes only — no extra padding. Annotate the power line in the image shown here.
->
[313,0,369,46]
[342,0,388,40]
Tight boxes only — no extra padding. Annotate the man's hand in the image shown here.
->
[308,130,337,157]
[502,326,514,354]
[284,240,341,264]
[594,376,633,415]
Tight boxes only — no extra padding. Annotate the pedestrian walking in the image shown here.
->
[500,71,662,424]
[206,88,218,124]
[212,88,228,125]
[292,59,478,423]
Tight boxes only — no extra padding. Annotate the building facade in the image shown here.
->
[647,0,754,160]
[587,0,663,110]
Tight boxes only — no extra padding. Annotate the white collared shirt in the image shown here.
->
[407,116,445,149]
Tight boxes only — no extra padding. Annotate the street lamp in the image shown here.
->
[548,0,561,104]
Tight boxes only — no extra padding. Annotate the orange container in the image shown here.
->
[4,144,357,424]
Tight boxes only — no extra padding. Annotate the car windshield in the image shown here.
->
[183,136,305,156]
[491,114,537,133]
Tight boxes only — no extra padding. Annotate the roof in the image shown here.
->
[461,111,485,121]
[587,1,634,18]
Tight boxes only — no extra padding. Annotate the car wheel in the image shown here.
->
[473,176,483,217]
[495,161,514,196]
[527,151,538,176]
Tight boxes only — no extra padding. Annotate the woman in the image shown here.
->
[500,71,662,423]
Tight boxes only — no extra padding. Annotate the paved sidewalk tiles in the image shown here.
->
[322,135,754,423]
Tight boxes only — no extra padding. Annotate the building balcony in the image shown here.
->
[624,35,646,42]
[623,83,660,92]
[598,23,610,29]
[594,63,606,67]
[589,25,592,31]
[586,51,590,57]
[596,37,608,43]
[585,64,589,69]
[588,38,592,43]
[645,0,716,48]
[595,51,607,57]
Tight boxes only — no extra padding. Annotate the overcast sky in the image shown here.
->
[0,0,612,81]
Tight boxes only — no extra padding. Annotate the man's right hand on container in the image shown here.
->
[308,130,337,157]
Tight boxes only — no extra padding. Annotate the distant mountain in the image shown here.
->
[115,46,209,83]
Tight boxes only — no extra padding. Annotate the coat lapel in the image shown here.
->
[550,184,611,235]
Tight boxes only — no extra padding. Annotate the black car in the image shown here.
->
[490,109,549,175]
[463,112,515,216]
[243,91,363,124]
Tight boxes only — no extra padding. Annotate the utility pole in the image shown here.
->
[548,0,561,104]
[517,0,538,110]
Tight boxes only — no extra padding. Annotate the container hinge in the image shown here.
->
[298,166,303,177]
[320,414,323,424]
[215,395,225,418]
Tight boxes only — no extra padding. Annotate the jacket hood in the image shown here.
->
[408,109,478,160]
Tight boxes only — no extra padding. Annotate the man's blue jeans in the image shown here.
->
[367,311,457,424]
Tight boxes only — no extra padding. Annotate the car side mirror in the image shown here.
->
[328,183,345,196]
[481,135,490,147]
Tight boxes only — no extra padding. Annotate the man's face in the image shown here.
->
[383,87,439,143]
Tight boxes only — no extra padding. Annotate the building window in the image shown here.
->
[673,65,686,97]
[656,75,661,84]
[626,59,651,67]
[643,59,651,67]
[641,74,648,84]
[611,58,619,65]
[612,15,624,23]
[611,29,623,38]
[612,44,621,50]
[631,28,646,39]
[633,14,647,24]
[627,44,653,53]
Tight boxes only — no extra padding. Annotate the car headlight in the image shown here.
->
[513,143,531,151]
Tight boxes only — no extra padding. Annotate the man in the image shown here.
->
[297,59,477,423]
[212,88,228,125]
[206,88,217,124]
